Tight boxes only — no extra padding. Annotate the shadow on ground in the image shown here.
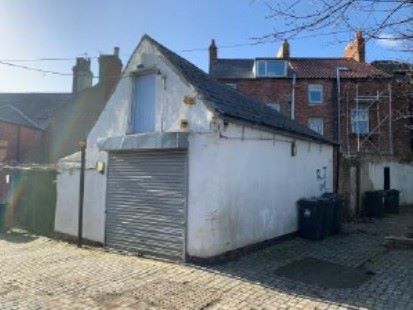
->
[192,206,413,309]
[0,230,38,243]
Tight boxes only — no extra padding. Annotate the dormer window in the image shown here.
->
[255,60,287,77]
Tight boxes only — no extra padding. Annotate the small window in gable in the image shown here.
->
[308,117,324,135]
[308,84,323,104]
[133,74,156,133]
[225,83,237,89]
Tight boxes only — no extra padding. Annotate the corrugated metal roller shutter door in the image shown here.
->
[105,150,186,260]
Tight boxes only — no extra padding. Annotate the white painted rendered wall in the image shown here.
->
[187,124,334,258]
[55,168,80,238]
[55,36,335,254]
[55,37,213,243]
[367,161,413,205]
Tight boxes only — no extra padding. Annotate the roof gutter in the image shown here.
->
[220,113,338,146]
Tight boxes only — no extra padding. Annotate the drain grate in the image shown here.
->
[274,257,373,289]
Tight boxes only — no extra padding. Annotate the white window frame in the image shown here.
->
[308,84,324,105]
[255,60,287,77]
[131,73,156,133]
[351,106,369,134]
[225,83,237,89]
[308,117,324,135]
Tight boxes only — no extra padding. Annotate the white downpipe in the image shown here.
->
[291,73,296,120]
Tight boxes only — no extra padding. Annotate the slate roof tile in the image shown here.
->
[144,35,334,144]
[0,93,73,129]
[210,58,391,80]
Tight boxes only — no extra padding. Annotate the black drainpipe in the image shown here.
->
[356,159,361,216]
[335,145,340,193]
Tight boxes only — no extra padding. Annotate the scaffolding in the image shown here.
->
[343,82,393,156]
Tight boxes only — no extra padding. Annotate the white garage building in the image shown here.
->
[55,35,335,261]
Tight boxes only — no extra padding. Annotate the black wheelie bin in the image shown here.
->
[298,198,326,240]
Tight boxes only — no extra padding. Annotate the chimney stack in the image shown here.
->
[209,39,217,72]
[343,31,365,62]
[276,40,290,59]
[72,58,93,93]
[98,47,122,100]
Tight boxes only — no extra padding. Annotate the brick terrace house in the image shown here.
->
[0,48,122,208]
[0,94,72,164]
[0,48,122,165]
[209,32,394,155]
[209,32,413,212]
[371,60,413,160]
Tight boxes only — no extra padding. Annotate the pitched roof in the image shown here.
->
[143,35,334,144]
[0,93,73,129]
[0,105,40,129]
[371,60,412,82]
[210,58,391,80]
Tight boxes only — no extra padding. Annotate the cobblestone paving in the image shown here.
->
[0,207,412,309]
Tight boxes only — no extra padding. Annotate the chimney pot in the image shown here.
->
[343,31,365,62]
[276,39,290,59]
[72,57,93,93]
[98,49,123,100]
[209,39,218,73]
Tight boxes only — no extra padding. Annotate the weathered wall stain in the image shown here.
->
[316,166,328,193]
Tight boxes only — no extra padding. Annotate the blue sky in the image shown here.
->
[0,0,408,92]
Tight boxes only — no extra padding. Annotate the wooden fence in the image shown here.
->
[3,167,56,236]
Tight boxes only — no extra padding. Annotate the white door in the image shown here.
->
[133,74,156,133]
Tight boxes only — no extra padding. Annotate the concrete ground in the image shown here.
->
[0,207,412,310]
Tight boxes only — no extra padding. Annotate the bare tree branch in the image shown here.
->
[255,0,413,49]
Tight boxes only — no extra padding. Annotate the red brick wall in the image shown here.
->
[0,122,19,162]
[98,55,122,101]
[221,78,395,155]
[0,122,42,163]
[294,79,336,141]
[339,80,392,155]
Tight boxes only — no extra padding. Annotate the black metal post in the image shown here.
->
[78,140,86,248]
[335,145,340,193]
[356,160,361,216]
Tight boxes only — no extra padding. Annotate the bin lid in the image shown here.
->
[365,190,386,195]
[387,189,400,194]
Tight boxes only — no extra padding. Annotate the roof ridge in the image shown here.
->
[217,58,254,61]
[142,35,333,145]
[0,104,41,129]
[143,36,286,109]
[6,104,41,128]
